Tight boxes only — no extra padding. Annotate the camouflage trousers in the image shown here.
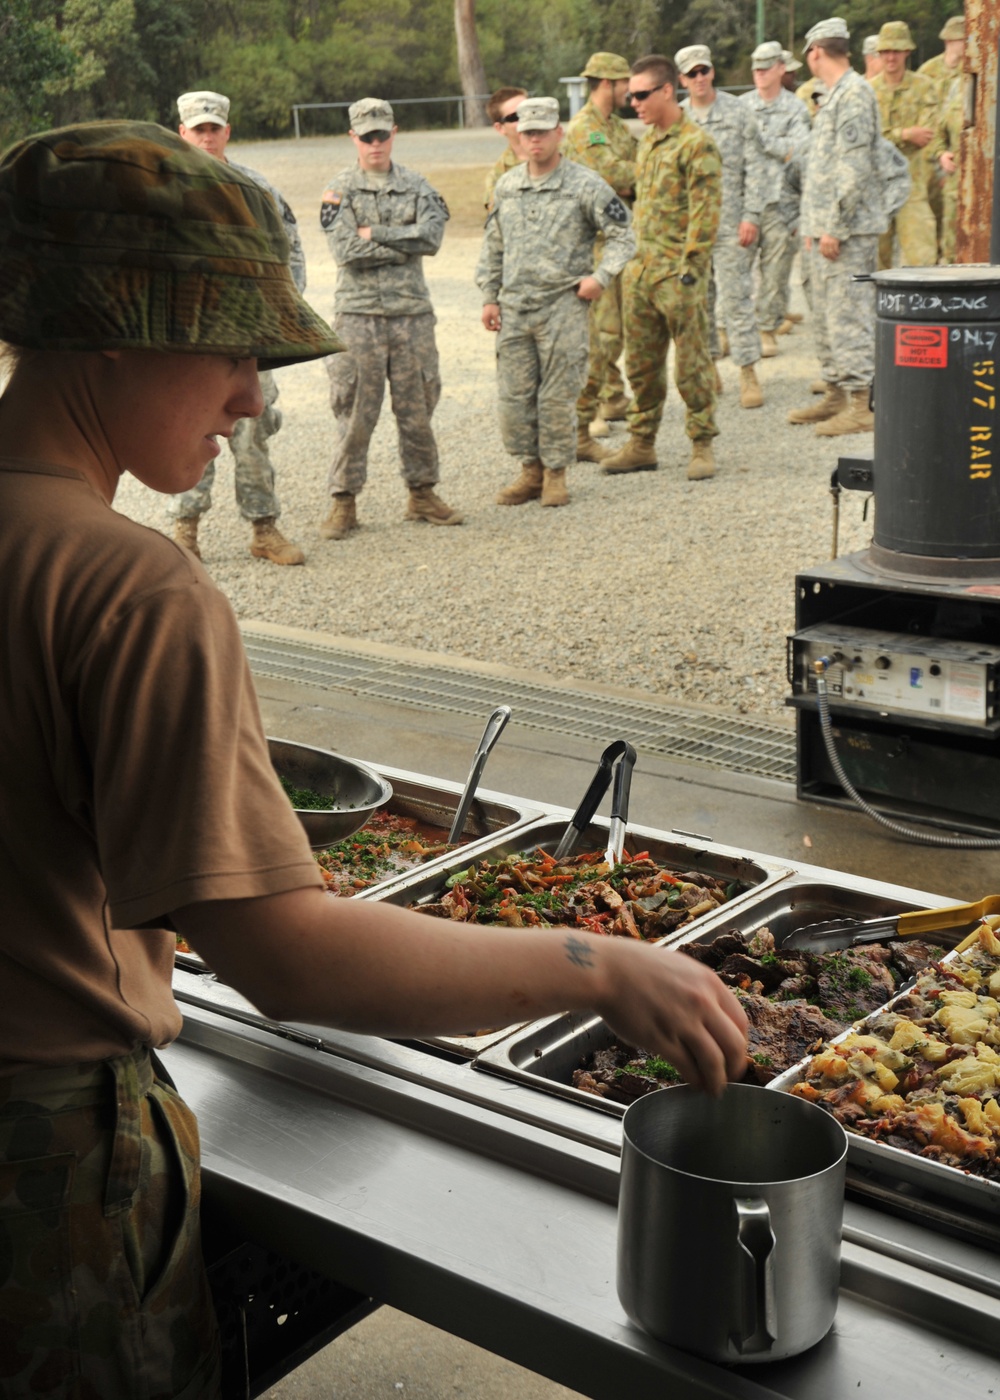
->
[753,206,797,333]
[326,312,441,497]
[938,172,958,265]
[622,264,718,443]
[168,370,281,523]
[0,1047,220,1400]
[576,262,627,425]
[713,225,762,368]
[808,234,877,391]
[878,192,938,269]
[496,294,590,471]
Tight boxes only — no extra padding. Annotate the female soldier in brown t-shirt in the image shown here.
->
[0,122,747,1399]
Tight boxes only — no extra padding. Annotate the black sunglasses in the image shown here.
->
[358,129,392,144]
[499,112,521,124]
[686,66,712,77]
[628,83,666,103]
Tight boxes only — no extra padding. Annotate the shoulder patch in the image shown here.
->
[589,131,608,146]
[840,121,864,149]
[320,189,341,230]
[602,195,628,226]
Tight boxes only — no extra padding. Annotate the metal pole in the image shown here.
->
[293,106,300,139]
[992,31,1000,264]
[757,0,765,45]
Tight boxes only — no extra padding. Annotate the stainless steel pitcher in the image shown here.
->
[617,1083,848,1363]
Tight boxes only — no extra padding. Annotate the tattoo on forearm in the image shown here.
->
[564,935,595,969]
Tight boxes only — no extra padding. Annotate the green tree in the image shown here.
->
[0,0,74,141]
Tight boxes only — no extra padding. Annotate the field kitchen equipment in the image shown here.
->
[268,736,393,846]
[787,263,1000,834]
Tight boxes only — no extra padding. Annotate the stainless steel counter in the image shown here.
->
[164,984,1000,1400]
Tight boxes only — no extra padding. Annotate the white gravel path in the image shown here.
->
[112,130,875,720]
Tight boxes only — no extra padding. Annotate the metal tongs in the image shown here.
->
[782,894,1000,953]
[448,706,512,842]
[552,739,637,865]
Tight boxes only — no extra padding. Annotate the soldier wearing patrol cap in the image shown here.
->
[870,21,941,269]
[789,17,887,436]
[862,36,883,81]
[170,89,308,566]
[675,43,766,409]
[477,96,635,508]
[319,97,461,539]
[919,15,965,260]
[562,52,637,450]
[741,42,811,347]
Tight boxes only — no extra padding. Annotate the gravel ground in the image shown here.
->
[113,130,875,720]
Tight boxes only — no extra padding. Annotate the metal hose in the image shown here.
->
[812,659,1000,849]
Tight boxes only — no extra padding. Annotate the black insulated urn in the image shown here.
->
[871,265,1000,568]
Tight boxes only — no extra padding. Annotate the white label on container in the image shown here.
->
[946,664,986,720]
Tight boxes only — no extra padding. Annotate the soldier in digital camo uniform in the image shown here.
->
[676,44,766,412]
[477,96,635,509]
[918,15,965,262]
[870,21,942,269]
[484,86,527,214]
[319,98,461,539]
[562,52,637,448]
[741,43,812,344]
[601,53,722,481]
[788,17,888,437]
[170,90,307,565]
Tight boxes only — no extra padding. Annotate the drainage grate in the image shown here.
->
[242,628,796,783]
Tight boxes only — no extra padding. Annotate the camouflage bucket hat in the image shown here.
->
[876,20,916,52]
[581,52,631,80]
[0,120,342,369]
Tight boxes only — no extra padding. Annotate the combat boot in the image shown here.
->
[714,364,724,394]
[320,493,358,540]
[496,460,543,505]
[589,415,611,438]
[810,378,827,394]
[601,436,658,475]
[760,330,779,358]
[577,427,610,463]
[687,440,715,481]
[775,317,796,336]
[406,485,463,526]
[250,518,305,565]
[717,330,730,359]
[788,384,846,425]
[601,393,632,421]
[814,389,875,437]
[739,364,763,409]
[541,467,569,507]
[173,516,201,559]
[786,311,804,324]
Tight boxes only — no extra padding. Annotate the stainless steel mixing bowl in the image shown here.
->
[268,737,393,848]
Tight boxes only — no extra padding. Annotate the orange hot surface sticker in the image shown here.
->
[895,325,948,368]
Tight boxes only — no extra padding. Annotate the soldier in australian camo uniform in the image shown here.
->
[170,90,307,566]
[477,96,635,509]
[918,14,964,261]
[319,97,461,540]
[741,43,812,343]
[601,53,722,481]
[789,17,887,437]
[562,52,637,447]
[870,21,942,269]
[676,44,766,411]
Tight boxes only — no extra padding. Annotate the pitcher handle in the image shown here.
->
[732,1197,777,1355]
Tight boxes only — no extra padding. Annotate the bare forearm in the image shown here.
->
[174,887,749,1093]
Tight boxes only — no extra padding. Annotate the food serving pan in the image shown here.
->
[370,817,789,1055]
[473,875,939,1115]
[175,762,546,976]
[768,939,1000,1220]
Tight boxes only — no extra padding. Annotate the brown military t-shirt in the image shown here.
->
[0,457,322,1073]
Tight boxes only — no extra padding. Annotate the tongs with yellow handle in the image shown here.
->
[782,895,1000,952]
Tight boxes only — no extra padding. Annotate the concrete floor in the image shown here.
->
[251,626,999,1399]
